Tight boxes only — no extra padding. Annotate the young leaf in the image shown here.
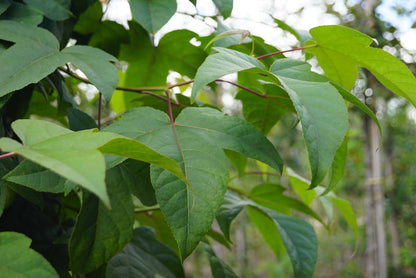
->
[306,25,416,107]
[202,242,239,278]
[191,47,266,101]
[69,165,135,274]
[104,107,282,258]
[0,232,59,278]
[129,0,177,34]
[23,0,72,20]
[271,59,348,187]
[106,226,185,278]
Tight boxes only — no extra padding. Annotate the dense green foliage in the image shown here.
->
[0,0,415,277]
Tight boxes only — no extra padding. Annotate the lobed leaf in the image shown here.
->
[23,0,72,20]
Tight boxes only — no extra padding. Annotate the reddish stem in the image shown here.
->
[256,44,317,60]
[0,152,16,160]
[216,79,266,98]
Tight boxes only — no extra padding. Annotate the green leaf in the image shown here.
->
[0,0,11,15]
[120,159,156,206]
[0,2,43,25]
[106,226,185,278]
[135,210,178,252]
[247,205,286,259]
[236,82,293,134]
[331,196,358,247]
[23,0,72,20]
[61,45,118,102]
[306,25,416,107]
[202,242,238,278]
[250,184,325,226]
[216,192,245,241]
[4,160,67,193]
[73,1,103,35]
[212,0,233,18]
[249,206,317,278]
[69,165,135,273]
[89,21,130,57]
[321,137,347,195]
[217,192,317,278]
[0,21,118,101]
[271,59,348,187]
[224,149,247,177]
[129,0,177,33]
[67,108,98,131]
[0,232,59,278]
[273,17,311,45]
[191,47,266,101]
[104,107,282,258]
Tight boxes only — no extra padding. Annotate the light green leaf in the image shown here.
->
[191,47,266,101]
[247,205,286,259]
[306,25,416,107]
[212,0,233,18]
[129,0,177,33]
[61,45,118,102]
[23,0,72,20]
[0,2,43,25]
[271,59,348,187]
[331,196,358,248]
[0,232,59,278]
[69,165,135,274]
[104,107,282,258]
[202,242,238,278]
[322,137,347,195]
[107,226,185,278]
[250,183,325,226]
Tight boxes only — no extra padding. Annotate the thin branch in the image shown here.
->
[167,79,194,89]
[0,152,16,160]
[216,79,266,98]
[97,93,102,130]
[134,205,161,213]
[227,186,250,198]
[166,91,175,123]
[256,44,317,60]
[245,171,281,177]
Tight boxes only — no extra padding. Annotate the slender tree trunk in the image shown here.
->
[364,98,387,278]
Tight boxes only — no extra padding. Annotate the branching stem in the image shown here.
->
[216,79,266,98]
[134,205,161,213]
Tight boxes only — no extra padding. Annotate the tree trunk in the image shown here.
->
[364,101,387,278]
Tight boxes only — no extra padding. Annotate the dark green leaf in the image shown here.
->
[213,0,233,18]
[271,59,348,187]
[89,21,129,57]
[0,232,59,277]
[106,226,185,278]
[0,0,11,15]
[69,165,135,273]
[202,242,238,278]
[0,2,43,25]
[216,192,245,241]
[73,1,103,35]
[23,0,72,20]
[67,108,98,131]
[129,0,177,33]
[104,107,282,258]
